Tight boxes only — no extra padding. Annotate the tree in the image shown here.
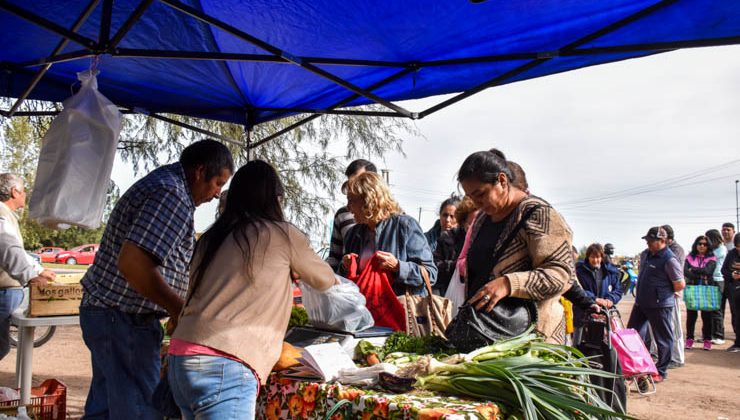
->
[2,98,417,243]
[115,108,415,238]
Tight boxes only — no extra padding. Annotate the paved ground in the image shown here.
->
[0,297,738,419]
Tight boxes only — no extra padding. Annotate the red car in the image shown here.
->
[55,244,99,265]
[34,247,66,263]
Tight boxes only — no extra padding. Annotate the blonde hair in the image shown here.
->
[454,196,477,226]
[346,172,401,224]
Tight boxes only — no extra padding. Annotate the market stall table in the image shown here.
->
[257,374,501,420]
[11,309,79,405]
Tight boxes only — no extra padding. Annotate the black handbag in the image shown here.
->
[444,204,542,353]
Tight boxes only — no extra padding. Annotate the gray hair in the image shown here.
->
[0,174,23,202]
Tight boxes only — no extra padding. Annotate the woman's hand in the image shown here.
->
[468,276,511,312]
[375,251,400,272]
[342,253,358,270]
[595,298,613,308]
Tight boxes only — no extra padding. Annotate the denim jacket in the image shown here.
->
[340,214,437,296]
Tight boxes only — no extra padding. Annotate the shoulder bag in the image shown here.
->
[398,265,453,337]
[444,204,542,352]
[683,279,721,311]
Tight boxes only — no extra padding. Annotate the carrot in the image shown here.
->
[366,353,380,366]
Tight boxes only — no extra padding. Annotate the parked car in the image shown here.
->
[27,252,42,265]
[55,244,99,265]
[34,247,66,263]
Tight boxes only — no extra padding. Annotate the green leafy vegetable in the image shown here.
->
[288,306,309,329]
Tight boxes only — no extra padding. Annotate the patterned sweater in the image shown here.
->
[467,195,574,343]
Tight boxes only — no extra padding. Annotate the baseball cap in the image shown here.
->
[642,226,667,241]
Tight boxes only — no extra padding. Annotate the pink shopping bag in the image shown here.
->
[609,312,658,378]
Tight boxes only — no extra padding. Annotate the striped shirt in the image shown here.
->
[325,206,355,271]
[81,163,195,315]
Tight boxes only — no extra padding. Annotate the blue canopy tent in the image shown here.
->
[1,0,740,147]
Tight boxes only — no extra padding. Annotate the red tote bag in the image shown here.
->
[346,253,406,331]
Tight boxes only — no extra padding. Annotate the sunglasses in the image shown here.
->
[697,242,708,246]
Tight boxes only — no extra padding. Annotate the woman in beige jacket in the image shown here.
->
[168,160,335,419]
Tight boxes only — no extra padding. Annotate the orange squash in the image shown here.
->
[273,342,303,371]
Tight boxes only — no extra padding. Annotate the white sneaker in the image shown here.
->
[711,339,726,345]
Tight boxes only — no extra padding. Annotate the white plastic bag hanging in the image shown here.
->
[444,267,466,317]
[300,275,374,332]
[29,70,122,229]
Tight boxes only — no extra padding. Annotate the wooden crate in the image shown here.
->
[28,273,84,317]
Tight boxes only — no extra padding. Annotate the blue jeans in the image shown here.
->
[79,306,163,420]
[168,355,258,420]
[0,288,24,360]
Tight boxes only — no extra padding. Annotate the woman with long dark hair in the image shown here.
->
[457,149,573,343]
[167,160,335,419]
[684,235,717,351]
[706,228,728,344]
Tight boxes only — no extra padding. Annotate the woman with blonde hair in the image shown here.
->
[340,172,437,296]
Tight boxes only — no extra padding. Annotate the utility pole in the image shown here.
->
[735,179,740,230]
[418,207,422,223]
[381,169,390,184]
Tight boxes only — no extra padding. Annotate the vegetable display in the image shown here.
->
[288,306,309,329]
[396,327,633,420]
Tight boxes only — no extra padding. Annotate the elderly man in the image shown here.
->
[627,226,685,382]
[0,174,56,360]
[80,139,233,420]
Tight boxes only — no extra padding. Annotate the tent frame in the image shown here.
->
[2,0,740,148]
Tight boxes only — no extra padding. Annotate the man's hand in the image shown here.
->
[38,269,56,282]
[29,276,49,286]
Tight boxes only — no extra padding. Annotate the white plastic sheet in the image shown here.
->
[300,275,374,332]
[29,70,121,229]
[444,267,466,317]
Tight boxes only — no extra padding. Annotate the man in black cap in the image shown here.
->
[627,226,685,382]
[603,243,615,266]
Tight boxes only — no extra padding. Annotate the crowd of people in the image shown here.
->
[0,142,738,419]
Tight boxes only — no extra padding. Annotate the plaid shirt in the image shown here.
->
[81,163,195,315]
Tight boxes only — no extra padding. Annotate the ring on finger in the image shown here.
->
[482,295,491,301]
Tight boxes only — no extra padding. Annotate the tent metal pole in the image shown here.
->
[99,0,113,48]
[112,48,406,67]
[159,0,417,119]
[140,112,244,147]
[0,1,98,49]
[14,50,95,68]
[254,107,406,117]
[250,67,416,149]
[6,0,100,117]
[569,36,740,55]
[418,0,678,119]
[108,0,154,50]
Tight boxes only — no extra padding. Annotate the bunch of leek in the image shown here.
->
[409,328,633,420]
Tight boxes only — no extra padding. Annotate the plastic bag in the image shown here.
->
[29,70,122,229]
[444,267,465,317]
[300,275,374,332]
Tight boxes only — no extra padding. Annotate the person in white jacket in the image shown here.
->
[0,174,55,360]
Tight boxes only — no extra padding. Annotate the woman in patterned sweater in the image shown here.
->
[458,149,574,344]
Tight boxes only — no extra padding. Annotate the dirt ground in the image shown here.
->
[1,297,738,419]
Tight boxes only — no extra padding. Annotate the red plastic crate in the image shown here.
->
[0,379,66,420]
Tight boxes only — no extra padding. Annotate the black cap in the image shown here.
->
[642,226,667,241]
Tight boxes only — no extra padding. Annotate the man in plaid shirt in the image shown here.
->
[79,139,233,420]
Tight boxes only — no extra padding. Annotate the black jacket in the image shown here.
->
[433,226,466,295]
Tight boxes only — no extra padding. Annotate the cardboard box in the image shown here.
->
[28,273,84,317]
